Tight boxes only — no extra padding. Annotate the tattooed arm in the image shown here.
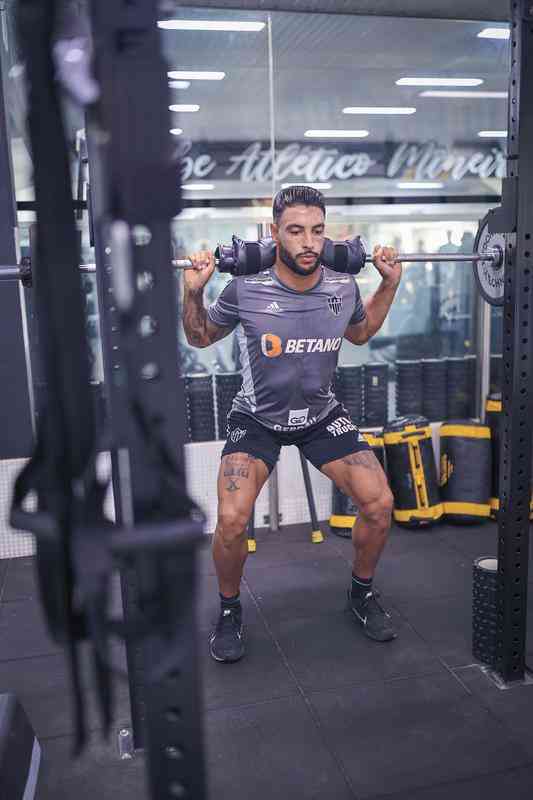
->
[182,249,238,348]
[183,286,233,348]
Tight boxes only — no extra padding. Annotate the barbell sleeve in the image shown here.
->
[374,251,501,264]
[0,266,24,280]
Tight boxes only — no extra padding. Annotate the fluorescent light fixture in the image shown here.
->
[169,128,183,136]
[397,182,444,189]
[168,70,225,81]
[420,90,507,99]
[343,106,416,115]
[158,20,265,32]
[396,77,483,87]
[281,182,332,189]
[168,80,190,89]
[169,104,199,112]
[478,130,507,138]
[478,27,510,39]
[304,130,369,138]
[182,183,215,190]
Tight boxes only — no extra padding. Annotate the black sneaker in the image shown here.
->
[209,604,245,663]
[347,589,397,642]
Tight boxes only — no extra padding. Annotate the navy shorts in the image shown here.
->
[221,405,372,474]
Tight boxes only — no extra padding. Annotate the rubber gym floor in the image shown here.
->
[1,520,533,800]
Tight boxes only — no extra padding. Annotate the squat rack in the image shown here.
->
[0,3,530,800]
[104,0,532,686]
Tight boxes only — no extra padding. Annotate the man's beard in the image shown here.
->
[278,244,321,277]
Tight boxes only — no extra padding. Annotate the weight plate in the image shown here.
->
[473,213,506,306]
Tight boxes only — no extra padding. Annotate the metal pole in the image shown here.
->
[87,5,207,794]
[0,248,502,282]
[493,0,532,684]
[0,35,34,459]
[299,451,324,543]
[476,293,491,422]
[174,251,501,269]
[0,266,22,279]
[257,220,280,533]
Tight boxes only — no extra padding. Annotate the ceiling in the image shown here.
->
[4,3,512,201]
[170,0,510,22]
[160,8,510,144]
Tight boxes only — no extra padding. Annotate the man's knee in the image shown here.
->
[216,507,250,546]
[356,488,394,528]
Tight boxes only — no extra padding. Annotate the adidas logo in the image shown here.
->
[265,301,283,313]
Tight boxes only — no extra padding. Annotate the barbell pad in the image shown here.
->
[322,235,366,274]
[229,236,276,276]
[215,243,237,274]
[256,238,277,271]
[224,233,366,277]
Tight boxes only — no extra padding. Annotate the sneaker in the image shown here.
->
[209,604,245,663]
[347,589,397,642]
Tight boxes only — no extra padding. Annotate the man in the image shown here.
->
[183,185,401,663]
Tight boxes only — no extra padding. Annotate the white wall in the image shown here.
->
[0,425,445,559]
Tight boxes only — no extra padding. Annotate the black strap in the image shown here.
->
[14,0,103,754]
[14,5,207,792]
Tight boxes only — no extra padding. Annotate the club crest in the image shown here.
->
[328,295,342,316]
[230,427,247,444]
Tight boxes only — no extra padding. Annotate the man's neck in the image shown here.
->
[273,258,322,292]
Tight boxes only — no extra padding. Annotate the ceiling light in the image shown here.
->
[170,128,183,136]
[168,70,225,81]
[169,104,199,112]
[478,28,510,39]
[168,80,190,89]
[281,183,332,189]
[343,107,416,115]
[158,20,265,32]
[396,77,483,87]
[420,90,507,99]
[304,130,369,138]
[478,130,507,138]
[182,183,215,190]
[396,182,444,189]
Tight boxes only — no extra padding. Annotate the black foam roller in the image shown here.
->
[363,363,388,426]
[421,359,447,422]
[185,373,215,442]
[215,371,242,439]
[396,360,423,417]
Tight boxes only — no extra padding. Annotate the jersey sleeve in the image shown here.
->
[349,277,366,325]
[207,279,240,329]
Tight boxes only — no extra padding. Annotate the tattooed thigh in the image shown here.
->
[223,453,256,479]
[341,451,381,471]
[221,453,257,492]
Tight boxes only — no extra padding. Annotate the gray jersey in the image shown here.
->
[207,266,366,431]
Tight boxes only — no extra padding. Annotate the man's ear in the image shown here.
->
[270,223,279,243]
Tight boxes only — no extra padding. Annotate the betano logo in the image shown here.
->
[260,334,342,358]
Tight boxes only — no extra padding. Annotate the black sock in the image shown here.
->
[220,592,241,607]
[351,574,373,599]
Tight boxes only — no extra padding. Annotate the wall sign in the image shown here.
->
[179,139,506,185]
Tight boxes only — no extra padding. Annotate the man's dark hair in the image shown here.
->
[272,185,326,225]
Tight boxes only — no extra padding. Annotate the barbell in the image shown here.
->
[0,214,506,305]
